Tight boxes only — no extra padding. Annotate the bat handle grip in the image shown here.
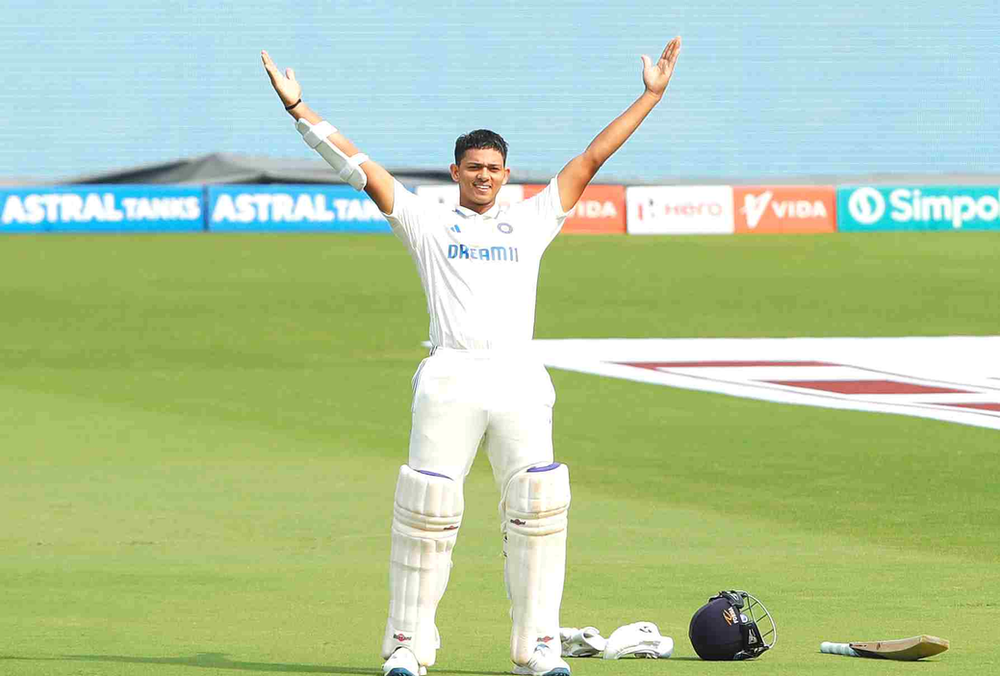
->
[821,642,859,657]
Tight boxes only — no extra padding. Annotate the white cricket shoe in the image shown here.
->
[512,643,571,676]
[383,647,420,676]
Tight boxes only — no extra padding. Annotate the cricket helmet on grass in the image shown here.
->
[689,590,776,660]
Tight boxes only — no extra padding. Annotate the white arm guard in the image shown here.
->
[294,118,369,191]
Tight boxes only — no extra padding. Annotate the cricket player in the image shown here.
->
[261,37,681,676]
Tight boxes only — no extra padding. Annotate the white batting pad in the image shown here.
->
[382,466,464,667]
[503,463,571,666]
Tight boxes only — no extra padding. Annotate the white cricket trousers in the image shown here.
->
[407,347,557,497]
[382,347,561,666]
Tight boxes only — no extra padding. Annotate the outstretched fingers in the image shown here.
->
[261,50,278,75]
[261,50,301,107]
[659,36,681,68]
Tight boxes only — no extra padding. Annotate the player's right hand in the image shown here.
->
[261,50,302,108]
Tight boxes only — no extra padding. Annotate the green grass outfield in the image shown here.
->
[2,232,998,675]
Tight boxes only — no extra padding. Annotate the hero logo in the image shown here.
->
[848,187,1000,228]
[847,187,886,226]
[742,191,828,228]
[638,200,722,220]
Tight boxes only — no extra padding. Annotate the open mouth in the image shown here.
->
[473,183,491,195]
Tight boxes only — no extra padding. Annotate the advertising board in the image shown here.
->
[523,183,626,234]
[207,185,389,232]
[733,186,836,234]
[1,185,204,233]
[626,186,734,235]
[838,186,1000,231]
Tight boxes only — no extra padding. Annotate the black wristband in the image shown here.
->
[284,98,302,111]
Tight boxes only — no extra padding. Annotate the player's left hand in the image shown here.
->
[641,36,681,99]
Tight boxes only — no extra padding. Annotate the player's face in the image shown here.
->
[450,148,510,213]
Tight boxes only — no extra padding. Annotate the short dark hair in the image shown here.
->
[454,129,508,166]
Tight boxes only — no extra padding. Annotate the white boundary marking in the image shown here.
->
[528,337,1000,431]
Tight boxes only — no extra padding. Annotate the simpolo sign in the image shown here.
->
[838,185,1000,231]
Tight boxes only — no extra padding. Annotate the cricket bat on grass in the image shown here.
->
[820,635,949,661]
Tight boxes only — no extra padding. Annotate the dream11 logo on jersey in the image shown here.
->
[733,186,836,234]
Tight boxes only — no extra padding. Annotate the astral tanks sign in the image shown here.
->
[838,186,1000,231]
[208,185,389,232]
[0,186,203,233]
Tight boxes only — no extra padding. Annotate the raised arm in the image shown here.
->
[556,37,681,213]
[261,51,396,214]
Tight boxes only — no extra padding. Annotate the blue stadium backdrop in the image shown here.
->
[2,1,997,182]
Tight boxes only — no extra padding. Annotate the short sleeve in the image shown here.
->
[522,176,570,248]
[382,179,424,246]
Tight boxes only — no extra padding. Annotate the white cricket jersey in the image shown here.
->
[383,178,569,350]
